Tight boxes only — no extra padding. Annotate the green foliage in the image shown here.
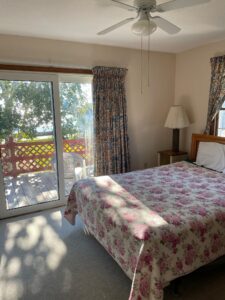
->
[60,82,92,139]
[0,80,92,142]
[0,80,52,141]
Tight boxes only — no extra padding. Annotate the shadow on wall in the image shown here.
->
[176,95,195,152]
[214,51,225,57]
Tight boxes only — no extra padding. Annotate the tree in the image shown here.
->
[0,80,93,142]
[60,82,93,139]
[0,80,53,141]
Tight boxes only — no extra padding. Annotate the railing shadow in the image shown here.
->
[0,208,131,300]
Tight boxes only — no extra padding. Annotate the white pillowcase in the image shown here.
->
[195,142,225,172]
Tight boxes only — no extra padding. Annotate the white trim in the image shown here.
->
[0,161,6,215]
[59,73,93,84]
[0,71,65,219]
[52,75,65,202]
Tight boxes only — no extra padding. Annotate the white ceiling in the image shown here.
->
[0,0,225,53]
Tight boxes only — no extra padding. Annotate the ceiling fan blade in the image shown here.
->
[97,18,135,35]
[152,16,181,34]
[111,0,137,11]
[155,0,210,12]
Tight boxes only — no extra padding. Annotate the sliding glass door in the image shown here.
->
[59,74,93,195]
[0,71,93,219]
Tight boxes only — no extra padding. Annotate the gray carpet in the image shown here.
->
[0,208,225,300]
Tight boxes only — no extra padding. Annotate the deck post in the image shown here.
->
[8,136,17,177]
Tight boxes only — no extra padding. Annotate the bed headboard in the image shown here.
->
[190,133,225,161]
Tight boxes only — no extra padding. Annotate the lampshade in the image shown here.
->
[165,105,190,129]
[132,19,157,36]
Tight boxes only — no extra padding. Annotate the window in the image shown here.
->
[217,101,225,137]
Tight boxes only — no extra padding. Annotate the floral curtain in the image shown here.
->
[205,55,225,134]
[92,66,130,176]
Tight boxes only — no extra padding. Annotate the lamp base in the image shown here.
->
[172,129,180,152]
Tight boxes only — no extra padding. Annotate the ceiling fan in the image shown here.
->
[97,0,210,36]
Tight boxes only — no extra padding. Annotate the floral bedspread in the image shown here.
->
[64,161,225,300]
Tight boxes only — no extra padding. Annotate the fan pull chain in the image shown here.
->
[148,26,150,87]
[141,34,143,94]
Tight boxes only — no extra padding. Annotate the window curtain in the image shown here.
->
[204,55,225,134]
[92,66,130,176]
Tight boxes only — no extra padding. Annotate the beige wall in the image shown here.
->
[175,39,225,154]
[0,34,176,170]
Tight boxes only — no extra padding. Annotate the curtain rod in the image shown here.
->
[0,64,93,74]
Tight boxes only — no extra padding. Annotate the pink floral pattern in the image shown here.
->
[64,162,225,300]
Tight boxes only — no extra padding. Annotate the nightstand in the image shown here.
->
[157,150,188,166]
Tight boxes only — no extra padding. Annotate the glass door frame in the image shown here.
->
[0,71,66,219]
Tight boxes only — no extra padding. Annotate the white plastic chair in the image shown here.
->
[52,152,87,180]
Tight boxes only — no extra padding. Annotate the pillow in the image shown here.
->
[195,142,225,172]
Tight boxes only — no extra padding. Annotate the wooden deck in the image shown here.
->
[3,171,74,210]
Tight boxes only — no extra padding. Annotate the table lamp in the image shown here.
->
[165,105,190,152]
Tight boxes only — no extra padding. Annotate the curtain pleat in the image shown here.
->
[92,66,130,176]
[205,55,225,134]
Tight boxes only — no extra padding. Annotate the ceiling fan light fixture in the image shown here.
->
[131,19,157,36]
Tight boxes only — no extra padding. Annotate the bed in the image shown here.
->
[64,133,225,300]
